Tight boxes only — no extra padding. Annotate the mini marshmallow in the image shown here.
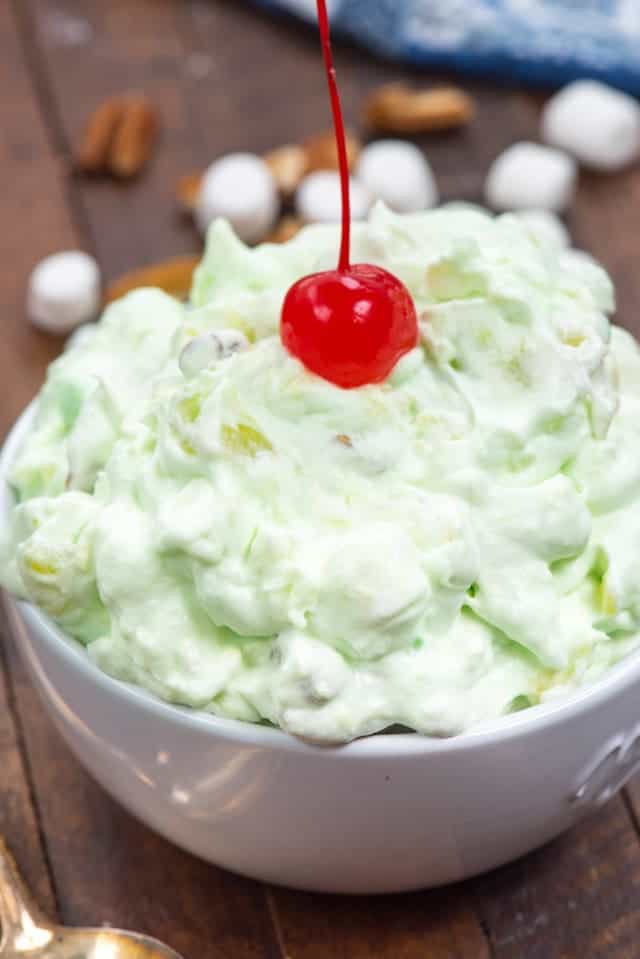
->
[179,329,249,378]
[485,142,576,213]
[28,251,101,334]
[295,171,372,224]
[541,80,640,172]
[514,210,571,251]
[356,140,438,213]
[196,153,279,244]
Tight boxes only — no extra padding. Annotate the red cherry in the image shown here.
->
[281,263,419,389]
[280,0,418,389]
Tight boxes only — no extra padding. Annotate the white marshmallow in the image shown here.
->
[485,142,576,213]
[196,153,279,244]
[28,251,101,334]
[179,329,249,378]
[514,209,571,251]
[356,140,438,213]
[541,80,640,172]
[295,171,372,224]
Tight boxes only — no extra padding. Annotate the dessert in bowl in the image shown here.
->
[3,204,640,892]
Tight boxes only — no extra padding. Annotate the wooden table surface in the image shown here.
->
[2,2,640,957]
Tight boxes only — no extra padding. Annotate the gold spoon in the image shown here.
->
[0,837,184,958]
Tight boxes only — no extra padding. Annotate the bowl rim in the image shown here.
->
[4,401,640,759]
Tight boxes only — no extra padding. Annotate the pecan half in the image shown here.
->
[304,129,361,173]
[109,95,159,178]
[264,144,309,197]
[76,94,159,178]
[176,170,204,212]
[75,97,126,174]
[363,84,474,134]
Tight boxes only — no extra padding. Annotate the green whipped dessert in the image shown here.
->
[2,203,640,742]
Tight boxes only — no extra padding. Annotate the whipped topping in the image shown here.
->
[2,203,640,742]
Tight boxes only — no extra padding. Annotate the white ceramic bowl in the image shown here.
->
[3,406,640,894]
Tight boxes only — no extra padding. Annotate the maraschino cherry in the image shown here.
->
[280,0,418,390]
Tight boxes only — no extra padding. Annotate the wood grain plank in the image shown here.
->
[472,799,640,959]
[270,886,490,959]
[0,604,56,922]
[21,0,202,283]
[621,780,640,836]
[0,0,79,919]
[0,1,77,438]
[572,167,640,338]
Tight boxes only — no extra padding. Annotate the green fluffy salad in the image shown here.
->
[2,203,640,742]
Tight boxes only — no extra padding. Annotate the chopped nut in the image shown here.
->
[264,144,308,197]
[176,170,204,212]
[304,129,361,173]
[335,434,353,447]
[109,95,159,178]
[75,97,126,173]
[105,254,200,304]
[363,84,474,134]
[266,216,303,244]
[75,94,160,178]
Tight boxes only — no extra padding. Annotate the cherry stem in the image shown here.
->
[316,0,351,272]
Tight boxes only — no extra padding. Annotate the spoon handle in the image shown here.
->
[0,836,52,941]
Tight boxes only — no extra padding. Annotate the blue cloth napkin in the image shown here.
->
[254,0,640,95]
